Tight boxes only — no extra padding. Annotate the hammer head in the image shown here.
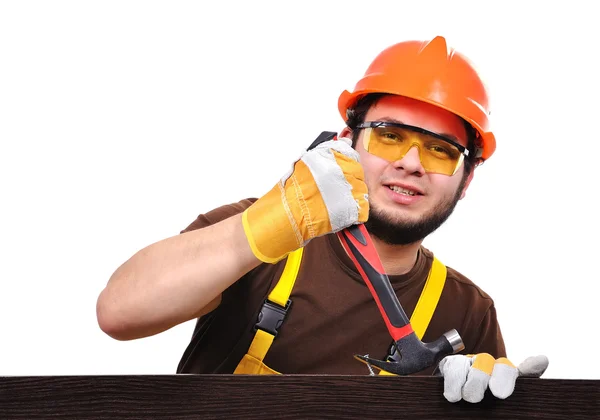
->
[355,329,464,375]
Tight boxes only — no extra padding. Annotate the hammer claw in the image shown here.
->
[354,354,395,375]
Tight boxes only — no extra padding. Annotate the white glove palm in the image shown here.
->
[438,353,549,403]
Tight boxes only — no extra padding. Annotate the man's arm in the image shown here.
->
[96,212,260,341]
[97,135,369,342]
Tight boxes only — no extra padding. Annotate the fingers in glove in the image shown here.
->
[331,150,365,182]
[315,138,359,160]
[462,353,495,403]
[332,150,369,224]
[488,357,518,400]
[300,147,361,233]
[488,355,548,399]
[518,355,549,377]
[439,355,472,403]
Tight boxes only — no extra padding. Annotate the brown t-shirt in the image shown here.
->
[176,199,506,375]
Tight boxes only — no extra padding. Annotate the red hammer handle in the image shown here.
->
[337,225,414,342]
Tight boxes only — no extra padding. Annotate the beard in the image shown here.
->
[364,178,468,246]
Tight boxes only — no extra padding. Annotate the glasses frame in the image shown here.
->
[356,121,470,175]
[357,121,470,157]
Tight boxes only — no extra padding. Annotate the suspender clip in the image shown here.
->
[254,299,292,337]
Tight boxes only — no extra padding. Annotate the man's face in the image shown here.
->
[350,95,473,245]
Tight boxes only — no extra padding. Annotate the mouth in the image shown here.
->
[386,184,424,197]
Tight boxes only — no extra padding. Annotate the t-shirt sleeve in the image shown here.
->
[180,198,258,234]
[469,303,507,358]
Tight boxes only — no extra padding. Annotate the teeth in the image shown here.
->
[389,185,416,196]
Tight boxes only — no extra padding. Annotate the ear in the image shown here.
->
[339,127,353,139]
[459,169,475,200]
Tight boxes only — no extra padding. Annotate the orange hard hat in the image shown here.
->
[338,36,496,162]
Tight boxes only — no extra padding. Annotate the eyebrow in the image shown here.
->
[375,116,463,144]
[378,116,404,124]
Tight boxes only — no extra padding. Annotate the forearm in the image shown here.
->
[96,213,260,340]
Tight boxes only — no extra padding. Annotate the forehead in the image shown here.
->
[364,95,468,146]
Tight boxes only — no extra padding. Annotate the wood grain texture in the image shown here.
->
[0,375,597,419]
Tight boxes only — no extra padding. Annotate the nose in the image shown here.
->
[393,145,425,175]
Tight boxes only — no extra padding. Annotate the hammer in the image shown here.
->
[307,131,465,375]
[338,224,464,375]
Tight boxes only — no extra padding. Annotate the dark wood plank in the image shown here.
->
[0,375,597,419]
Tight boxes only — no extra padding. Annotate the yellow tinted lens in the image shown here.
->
[364,126,411,160]
[364,126,463,175]
[419,137,462,175]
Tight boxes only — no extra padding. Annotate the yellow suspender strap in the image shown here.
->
[267,248,304,307]
[411,256,447,340]
[233,248,304,373]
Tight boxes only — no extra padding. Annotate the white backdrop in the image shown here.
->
[1,1,598,380]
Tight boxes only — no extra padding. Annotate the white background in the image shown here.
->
[1,1,598,380]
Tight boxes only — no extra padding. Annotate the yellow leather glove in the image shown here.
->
[438,353,549,403]
[242,137,369,263]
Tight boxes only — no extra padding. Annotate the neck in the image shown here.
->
[370,235,422,275]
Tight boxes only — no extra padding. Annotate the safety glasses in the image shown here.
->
[357,121,470,176]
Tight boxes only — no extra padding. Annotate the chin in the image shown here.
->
[377,199,425,218]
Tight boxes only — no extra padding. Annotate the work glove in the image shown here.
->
[242,136,369,263]
[438,353,549,403]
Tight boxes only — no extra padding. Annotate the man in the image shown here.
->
[96,35,548,403]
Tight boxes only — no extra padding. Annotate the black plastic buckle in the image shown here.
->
[254,299,292,337]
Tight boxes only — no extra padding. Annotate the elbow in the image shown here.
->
[96,290,136,341]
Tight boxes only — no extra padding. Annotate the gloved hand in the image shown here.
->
[438,353,549,403]
[242,136,369,263]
